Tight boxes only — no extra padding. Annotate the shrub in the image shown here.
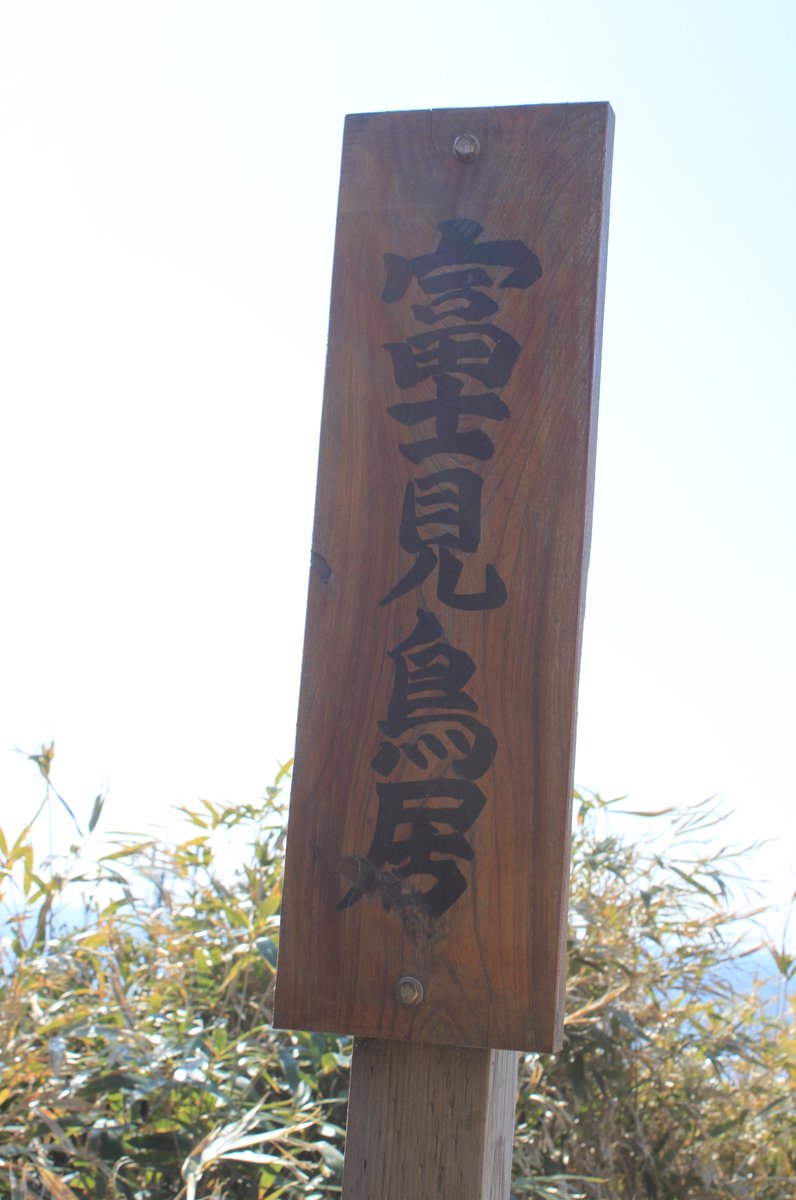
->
[513,793,795,1198]
[1,750,793,1198]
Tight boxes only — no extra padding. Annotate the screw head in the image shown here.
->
[395,976,424,1006]
[452,133,481,163]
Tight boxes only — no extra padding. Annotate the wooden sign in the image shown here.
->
[274,103,613,1053]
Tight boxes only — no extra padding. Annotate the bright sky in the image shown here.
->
[1,2,793,932]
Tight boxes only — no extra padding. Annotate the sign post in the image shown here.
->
[274,103,613,1197]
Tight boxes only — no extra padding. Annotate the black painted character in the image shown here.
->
[337,778,486,917]
[387,373,510,464]
[382,217,542,326]
[370,608,496,781]
[380,468,507,610]
[384,323,521,390]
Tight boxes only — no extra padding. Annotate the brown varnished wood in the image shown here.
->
[274,103,614,1051]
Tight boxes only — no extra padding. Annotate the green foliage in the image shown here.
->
[1,751,793,1199]
[1,753,346,1199]
[514,793,795,1199]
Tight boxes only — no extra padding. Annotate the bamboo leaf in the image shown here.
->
[88,793,105,833]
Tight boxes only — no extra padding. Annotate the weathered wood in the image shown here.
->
[274,102,614,1051]
[342,1038,519,1200]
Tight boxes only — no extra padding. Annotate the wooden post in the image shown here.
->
[342,1041,519,1200]
[273,102,613,1196]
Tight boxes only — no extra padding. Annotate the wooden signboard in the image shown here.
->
[274,103,613,1053]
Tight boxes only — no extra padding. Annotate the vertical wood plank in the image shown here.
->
[342,1039,519,1200]
[274,102,614,1051]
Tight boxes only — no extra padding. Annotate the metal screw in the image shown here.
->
[395,976,424,1006]
[452,133,481,163]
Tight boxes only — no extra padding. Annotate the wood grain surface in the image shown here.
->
[341,1039,519,1199]
[274,103,614,1051]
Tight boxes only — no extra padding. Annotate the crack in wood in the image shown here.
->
[310,550,332,585]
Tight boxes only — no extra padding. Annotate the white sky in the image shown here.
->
[1,1,793,933]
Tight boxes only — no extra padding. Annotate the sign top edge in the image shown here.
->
[344,101,614,124]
